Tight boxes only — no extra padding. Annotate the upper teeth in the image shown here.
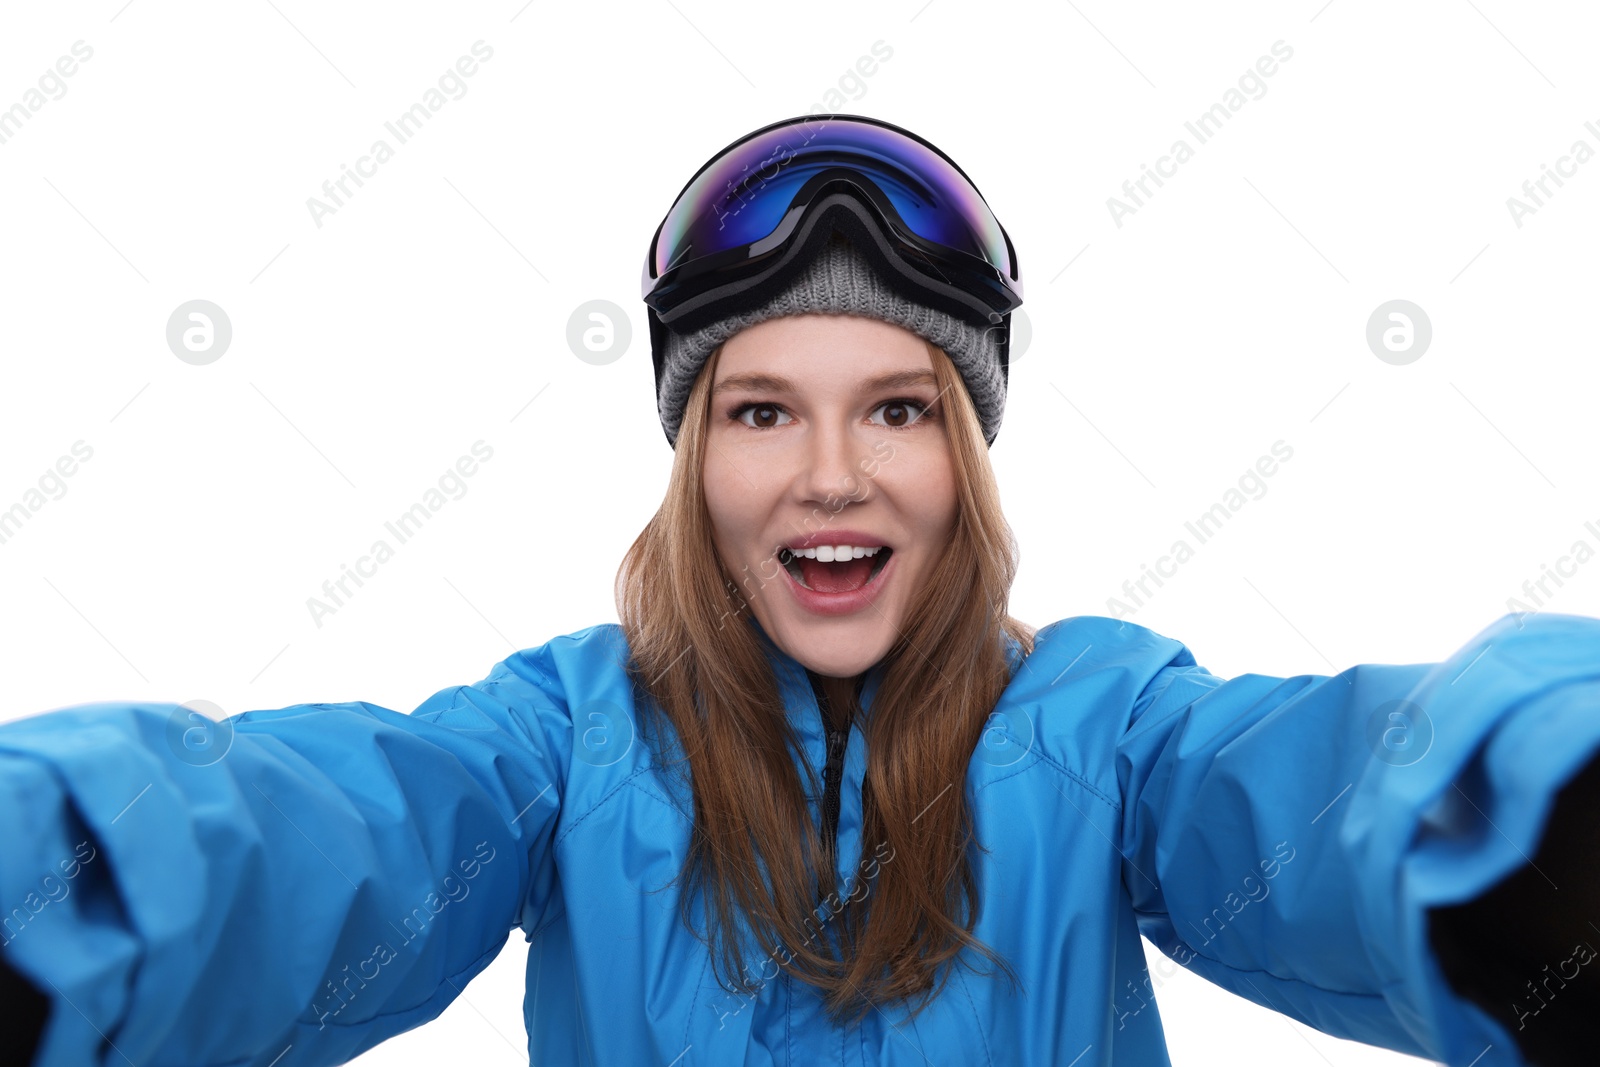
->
[790,545,883,562]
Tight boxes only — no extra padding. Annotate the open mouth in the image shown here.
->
[777,545,892,594]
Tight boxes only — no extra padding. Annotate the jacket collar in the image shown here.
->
[746,614,887,728]
[745,613,1027,725]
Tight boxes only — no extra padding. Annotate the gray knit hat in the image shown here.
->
[656,232,1005,448]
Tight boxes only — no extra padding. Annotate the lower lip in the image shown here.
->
[781,551,896,617]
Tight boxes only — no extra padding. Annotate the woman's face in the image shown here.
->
[703,313,959,679]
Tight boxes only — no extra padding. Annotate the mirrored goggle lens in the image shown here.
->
[650,117,1014,285]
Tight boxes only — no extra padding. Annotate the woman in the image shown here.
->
[0,114,1596,1067]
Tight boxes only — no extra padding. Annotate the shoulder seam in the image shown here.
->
[555,763,658,847]
[512,647,566,700]
[998,748,1120,812]
[625,777,692,825]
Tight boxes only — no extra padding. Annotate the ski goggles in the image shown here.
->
[641,114,1023,333]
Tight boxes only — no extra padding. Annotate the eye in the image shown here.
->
[871,398,931,429]
[730,402,793,430]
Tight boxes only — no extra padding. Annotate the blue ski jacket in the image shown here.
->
[1,609,1597,1066]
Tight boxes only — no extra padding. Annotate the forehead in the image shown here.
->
[711,314,934,391]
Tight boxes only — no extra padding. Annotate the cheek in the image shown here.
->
[702,455,735,531]
[893,448,958,537]
[702,447,776,558]
[702,458,744,552]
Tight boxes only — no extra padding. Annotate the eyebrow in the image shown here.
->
[712,369,937,396]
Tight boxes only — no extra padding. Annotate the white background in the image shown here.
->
[3,1,1597,1064]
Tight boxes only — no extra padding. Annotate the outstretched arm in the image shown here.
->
[0,646,570,1067]
[0,949,48,1063]
[1429,752,1600,1067]
[1097,610,1600,1065]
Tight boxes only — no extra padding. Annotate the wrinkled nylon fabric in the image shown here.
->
[1,612,1596,1066]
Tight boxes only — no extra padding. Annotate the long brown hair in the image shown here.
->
[615,333,1035,1027]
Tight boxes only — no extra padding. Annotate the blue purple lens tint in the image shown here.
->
[650,116,1015,284]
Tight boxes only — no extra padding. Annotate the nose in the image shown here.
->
[795,407,873,511]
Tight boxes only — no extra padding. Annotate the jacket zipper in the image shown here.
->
[807,670,852,864]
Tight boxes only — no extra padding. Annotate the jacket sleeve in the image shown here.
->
[1110,610,1600,1066]
[0,645,570,1067]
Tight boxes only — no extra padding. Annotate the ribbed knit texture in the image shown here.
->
[657,233,1004,447]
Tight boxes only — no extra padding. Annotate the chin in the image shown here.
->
[770,615,896,678]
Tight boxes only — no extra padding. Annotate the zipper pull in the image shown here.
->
[825,728,844,770]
